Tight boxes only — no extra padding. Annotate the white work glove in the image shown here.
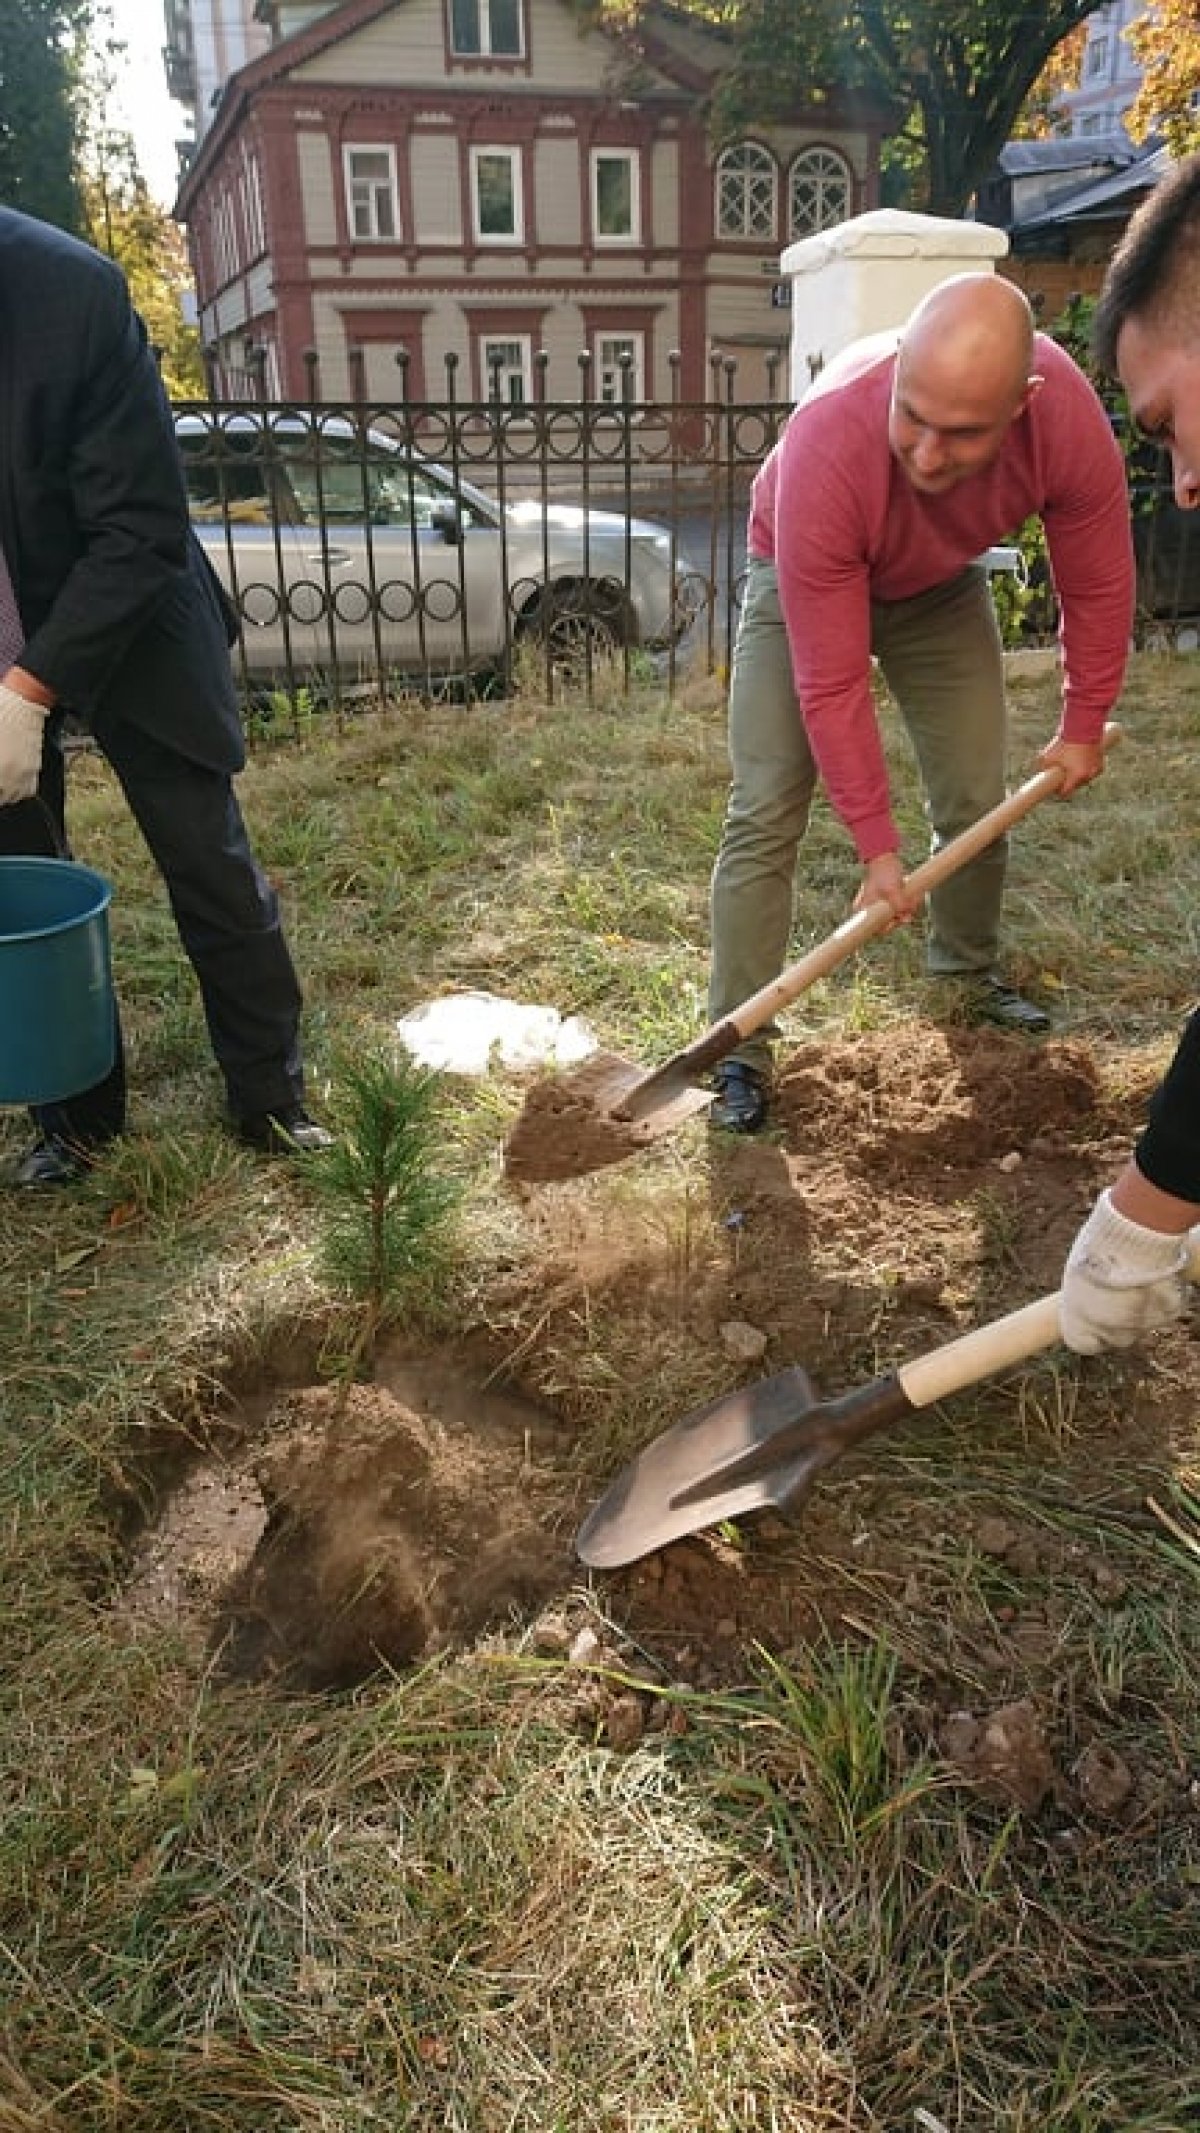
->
[1060,1189,1191,1353]
[0,681,48,805]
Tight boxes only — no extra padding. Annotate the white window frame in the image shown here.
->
[470,145,522,242]
[1086,34,1110,77]
[715,141,777,241]
[240,148,265,258]
[343,144,400,242]
[213,190,237,281]
[594,331,644,404]
[481,334,533,405]
[449,0,524,57]
[788,146,852,238]
[590,148,639,244]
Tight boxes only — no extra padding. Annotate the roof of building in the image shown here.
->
[998,136,1136,178]
[1012,142,1172,232]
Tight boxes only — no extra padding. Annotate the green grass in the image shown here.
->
[2,654,1199,2128]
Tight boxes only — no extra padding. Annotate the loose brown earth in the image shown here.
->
[123,1021,1192,1815]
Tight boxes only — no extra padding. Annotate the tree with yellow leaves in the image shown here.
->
[1125,1,1200,154]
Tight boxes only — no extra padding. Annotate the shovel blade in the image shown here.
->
[575,1366,829,1568]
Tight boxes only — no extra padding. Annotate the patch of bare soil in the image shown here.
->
[120,1024,1193,1814]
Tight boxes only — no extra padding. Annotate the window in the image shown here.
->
[284,444,477,529]
[715,142,776,240]
[240,149,265,257]
[481,336,531,405]
[1086,34,1110,77]
[177,423,273,523]
[591,150,638,242]
[213,190,237,281]
[344,147,399,240]
[471,146,522,240]
[788,146,851,237]
[594,333,643,403]
[450,0,522,56]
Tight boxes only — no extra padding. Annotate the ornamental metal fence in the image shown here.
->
[173,345,1197,731]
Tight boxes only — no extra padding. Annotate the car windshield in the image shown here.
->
[176,418,497,532]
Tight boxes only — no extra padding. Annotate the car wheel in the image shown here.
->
[529,583,628,678]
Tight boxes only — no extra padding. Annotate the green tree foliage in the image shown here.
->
[75,11,204,395]
[0,0,91,231]
[80,170,204,395]
[590,0,1116,213]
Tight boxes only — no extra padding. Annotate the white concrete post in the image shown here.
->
[783,208,1011,402]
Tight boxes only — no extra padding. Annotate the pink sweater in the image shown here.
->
[747,331,1135,860]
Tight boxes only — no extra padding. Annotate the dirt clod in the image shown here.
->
[940,1699,1058,1814]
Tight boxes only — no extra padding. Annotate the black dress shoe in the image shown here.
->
[10,1136,93,1187]
[965,977,1051,1034]
[236,1105,334,1156]
[709,1061,769,1133]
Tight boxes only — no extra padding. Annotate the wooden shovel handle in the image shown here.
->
[900,1229,1200,1413]
[727,721,1123,1044]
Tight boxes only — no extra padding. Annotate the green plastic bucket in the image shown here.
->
[0,857,115,1104]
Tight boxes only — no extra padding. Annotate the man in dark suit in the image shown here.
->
[0,205,329,1185]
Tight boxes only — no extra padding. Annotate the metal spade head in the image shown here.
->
[575,1366,914,1568]
[576,1366,828,1568]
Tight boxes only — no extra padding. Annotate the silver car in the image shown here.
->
[174,409,701,690]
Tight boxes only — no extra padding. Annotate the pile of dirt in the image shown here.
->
[502,1050,711,1181]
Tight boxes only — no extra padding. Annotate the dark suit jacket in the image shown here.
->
[0,207,244,775]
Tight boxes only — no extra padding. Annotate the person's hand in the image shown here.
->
[0,680,48,805]
[1060,1189,1192,1353]
[854,852,923,926]
[1037,736,1106,797]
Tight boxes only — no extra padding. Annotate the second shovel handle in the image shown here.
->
[728,721,1122,1044]
[900,1230,1200,1414]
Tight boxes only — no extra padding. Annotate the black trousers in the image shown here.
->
[0,720,305,1146]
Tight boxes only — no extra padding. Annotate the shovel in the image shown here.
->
[503,725,1122,1183]
[576,1236,1200,1569]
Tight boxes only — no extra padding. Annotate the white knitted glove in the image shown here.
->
[1060,1190,1191,1353]
[0,681,48,805]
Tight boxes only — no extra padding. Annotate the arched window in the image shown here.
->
[788,146,852,237]
[715,142,777,241]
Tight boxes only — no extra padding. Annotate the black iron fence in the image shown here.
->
[174,349,1197,726]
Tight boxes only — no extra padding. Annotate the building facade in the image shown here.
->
[163,0,271,153]
[1055,1,1145,138]
[172,0,885,403]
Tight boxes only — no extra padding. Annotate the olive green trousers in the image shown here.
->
[708,555,1009,1072]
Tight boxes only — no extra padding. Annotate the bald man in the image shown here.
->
[707,272,1135,1133]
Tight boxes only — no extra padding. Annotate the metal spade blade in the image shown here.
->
[575,1366,913,1568]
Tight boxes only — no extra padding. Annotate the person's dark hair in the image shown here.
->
[1093,151,1200,373]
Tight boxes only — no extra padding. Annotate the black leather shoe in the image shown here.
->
[965,977,1051,1035]
[709,1061,769,1133]
[236,1105,334,1156]
[10,1136,93,1187]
